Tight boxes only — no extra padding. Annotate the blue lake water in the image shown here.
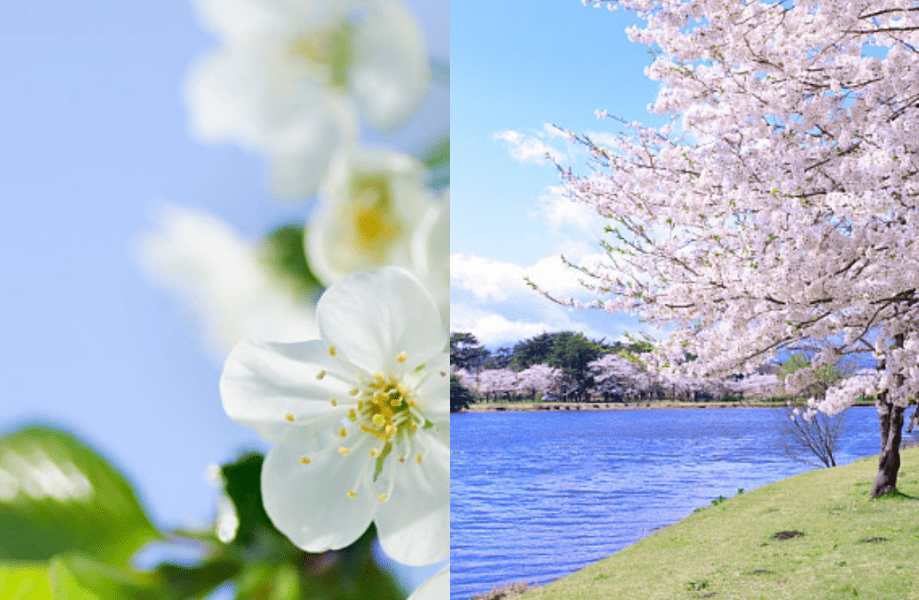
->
[450,406,911,600]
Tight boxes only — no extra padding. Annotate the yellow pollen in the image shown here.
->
[349,388,359,396]
[285,413,295,422]
[339,427,347,438]
[328,345,337,356]
[391,398,403,408]
[316,370,326,380]
[372,414,386,428]
[411,422,418,431]
[348,408,357,421]
[358,401,364,410]
[369,448,379,457]
[416,453,422,464]
[374,372,386,383]
[385,425,396,436]
[378,493,388,502]
[338,447,350,456]
[397,383,409,396]
[300,457,311,464]
[347,490,356,499]
[397,353,407,363]
[330,398,337,406]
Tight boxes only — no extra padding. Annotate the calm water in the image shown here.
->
[450,406,907,600]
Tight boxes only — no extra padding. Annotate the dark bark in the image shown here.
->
[870,396,904,498]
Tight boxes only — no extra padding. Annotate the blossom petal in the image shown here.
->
[375,434,449,565]
[350,0,430,130]
[261,427,376,552]
[407,565,449,600]
[220,339,356,442]
[316,267,446,374]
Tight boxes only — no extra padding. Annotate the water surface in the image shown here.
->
[450,406,897,600]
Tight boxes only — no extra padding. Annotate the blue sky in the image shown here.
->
[0,0,446,591]
[450,0,669,349]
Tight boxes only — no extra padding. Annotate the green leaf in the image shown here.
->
[259,225,323,297]
[0,562,53,599]
[420,137,449,172]
[0,554,165,600]
[0,427,159,564]
[49,554,163,600]
[156,559,241,600]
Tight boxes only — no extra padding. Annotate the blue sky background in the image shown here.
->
[450,0,672,350]
[0,0,446,591]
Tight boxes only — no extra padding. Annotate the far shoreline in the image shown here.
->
[459,399,877,413]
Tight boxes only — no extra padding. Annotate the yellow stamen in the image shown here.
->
[378,493,388,502]
[300,457,311,464]
[348,408,357,421]
[347,490,356,499]
[328,345,337,356]
[374,372,386,383]
[285,413,295,422]
[411,422,418,431]
[397,383,410,396]
[399,456,406,463]
[397,353,407,363]
[349,388,359,397]
[339,427,347,438]
[338,447,350,456]
[416,453,422,464]
[369,448,379,457]
[373,414,386,428]
[330,398,337,407]
[316,370,327,380]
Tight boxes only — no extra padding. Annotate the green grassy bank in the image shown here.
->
[517,447,919,600]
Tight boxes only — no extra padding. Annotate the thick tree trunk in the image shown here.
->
[870,394,904,498]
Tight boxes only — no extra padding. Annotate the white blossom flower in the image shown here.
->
[407,565,449,600]
[136,205,319,359]
[220,267,449,565]
[412,189,449,330]
[305,147,434,284]
[185,0,430,199]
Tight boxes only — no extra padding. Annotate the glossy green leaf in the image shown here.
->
[0,427,159,564]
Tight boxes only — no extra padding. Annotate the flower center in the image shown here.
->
[294,22,356,91]
[356,372,419,443]
[347,176,402,260]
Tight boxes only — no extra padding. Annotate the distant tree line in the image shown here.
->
[450,331,785,410]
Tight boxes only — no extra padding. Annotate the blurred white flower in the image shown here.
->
[305,147,433,284]
[185,0,430,199]
[412,189,449,330]
[136,205,319,359]
[407,565,449,600]
[220,267,449,566]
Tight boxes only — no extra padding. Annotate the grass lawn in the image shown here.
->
[516,447,919,600]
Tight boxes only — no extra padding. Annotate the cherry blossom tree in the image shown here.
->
[516,363,565,399]
[559,1,919,497]
[476,368,520,401]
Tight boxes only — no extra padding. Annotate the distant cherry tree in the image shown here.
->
[558,1,919,497]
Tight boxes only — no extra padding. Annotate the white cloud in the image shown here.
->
[492,129,564,165]
[534,184,604,237]
[449,252,637,348]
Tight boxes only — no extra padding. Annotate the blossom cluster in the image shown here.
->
[556,1,919,416]
[138,0,448,596]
